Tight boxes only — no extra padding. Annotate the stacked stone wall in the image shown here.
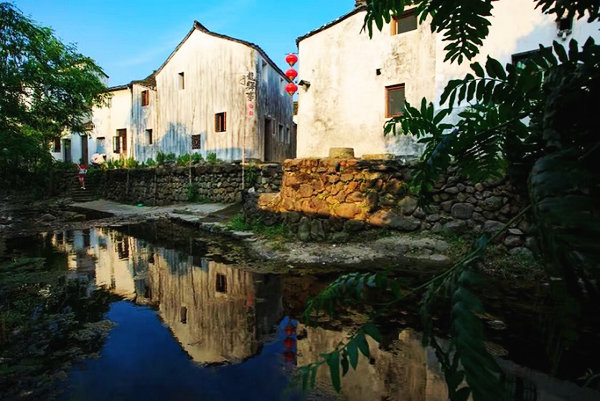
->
[245,158,531,248]
[56,163,282,206]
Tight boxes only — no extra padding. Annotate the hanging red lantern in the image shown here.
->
[285,53,298,67]
[285,82,298,97]
[285,68,298,81]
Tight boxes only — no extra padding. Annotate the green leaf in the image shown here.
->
[347,341,359,369]
[471,62,485,77]
[326,351,341,393]
[363,322,382,343]
[356,332,370,358]
[341,353,349,376]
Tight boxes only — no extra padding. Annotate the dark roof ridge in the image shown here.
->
[296,5,367,46]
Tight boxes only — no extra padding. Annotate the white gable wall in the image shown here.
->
[91,88,132,160]
[155,29,258,161]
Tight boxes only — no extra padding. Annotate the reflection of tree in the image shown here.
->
[297,326,447,401]
[145,253,283,364]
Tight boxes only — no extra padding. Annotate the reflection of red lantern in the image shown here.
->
[285,82,298,97]
[284,337,296,349]
[285,68,298,81]
[285,53,298,67]
[283,351,296,362]
[284,323,296,336]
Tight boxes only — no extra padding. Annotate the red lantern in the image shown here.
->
[285,53,298,67]
[285,82,298,97]
[285,68,298,81]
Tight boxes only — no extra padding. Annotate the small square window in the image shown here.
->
[191,134,202,150]
[215,112,226,132]
[178,72,185,90]
[386,84,405,118]
[52,138,61,152]
[145,129,153,145]
[392,10,417,35]
[141,90,149,106]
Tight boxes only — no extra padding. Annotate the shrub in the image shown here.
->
[156,152,166,166]
[145,158,156,167]
[185,183,198,201]
[191,153,204,164]
[206,152,218,164]
[165,153,176,164]
[177,154,191,166]
[124,157,138,169]
[245,164,259,187]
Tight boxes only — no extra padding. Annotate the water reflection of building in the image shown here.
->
[48,228,284,365]
[145,253,283,364]
[297,327,447,401]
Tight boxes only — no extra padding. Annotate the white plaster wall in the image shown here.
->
[131,84,158,162]
[434,0,600,112]
[297,10,436,158]
[91,88,132,161]
[155,30,257,161]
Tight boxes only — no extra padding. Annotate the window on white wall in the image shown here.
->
[391,10,417,35]
[97,137,105,153]
[178,72,185,90]
[215,112,226,132]
[141,90,149,106]
[145,129,153,145]
[191,134,202,150]
[386,84,405,117]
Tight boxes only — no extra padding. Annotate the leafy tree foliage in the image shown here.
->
[0,2,107,186]
[300,1,600,400]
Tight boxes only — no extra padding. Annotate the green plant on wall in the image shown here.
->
[145,158,156,167]
[191,153,204,164]
[206,152,218,164]
[185,183,199,202]
[124,157,138,169]
[177,154,191,166]
[245,164,259,187]
[156,152,166,166]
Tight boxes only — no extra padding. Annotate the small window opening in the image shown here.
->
[178,72,185,90]
[145,129,153,145]
[141,90,149,106]
[376,68,382,76]
[386,84,405,118]
[191,134,202,150]
[391,10,417,35]
[286,126,291,144]
[215,112,226,132]
[216,273,227,293]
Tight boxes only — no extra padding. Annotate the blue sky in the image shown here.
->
[11,0,353,86]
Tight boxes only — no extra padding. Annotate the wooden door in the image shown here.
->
[117,129,127,155]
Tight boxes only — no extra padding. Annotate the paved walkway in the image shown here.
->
[70,199,232,221]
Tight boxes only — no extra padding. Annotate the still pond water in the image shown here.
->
[8,221,600,401]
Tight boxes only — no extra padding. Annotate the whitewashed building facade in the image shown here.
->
[295,0,600,158]
[88,21,295,164]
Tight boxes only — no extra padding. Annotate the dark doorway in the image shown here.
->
[117,129,127,154]
[64,139,72,163]
[264,118,273,162]
[81,135,88,165]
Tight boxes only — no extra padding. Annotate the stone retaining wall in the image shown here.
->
[56,163,282,205]
[244,158,532,248]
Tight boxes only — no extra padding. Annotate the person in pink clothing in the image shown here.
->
[77,163,87,189]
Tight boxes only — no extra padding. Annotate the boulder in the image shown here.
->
[451,203,475,220]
